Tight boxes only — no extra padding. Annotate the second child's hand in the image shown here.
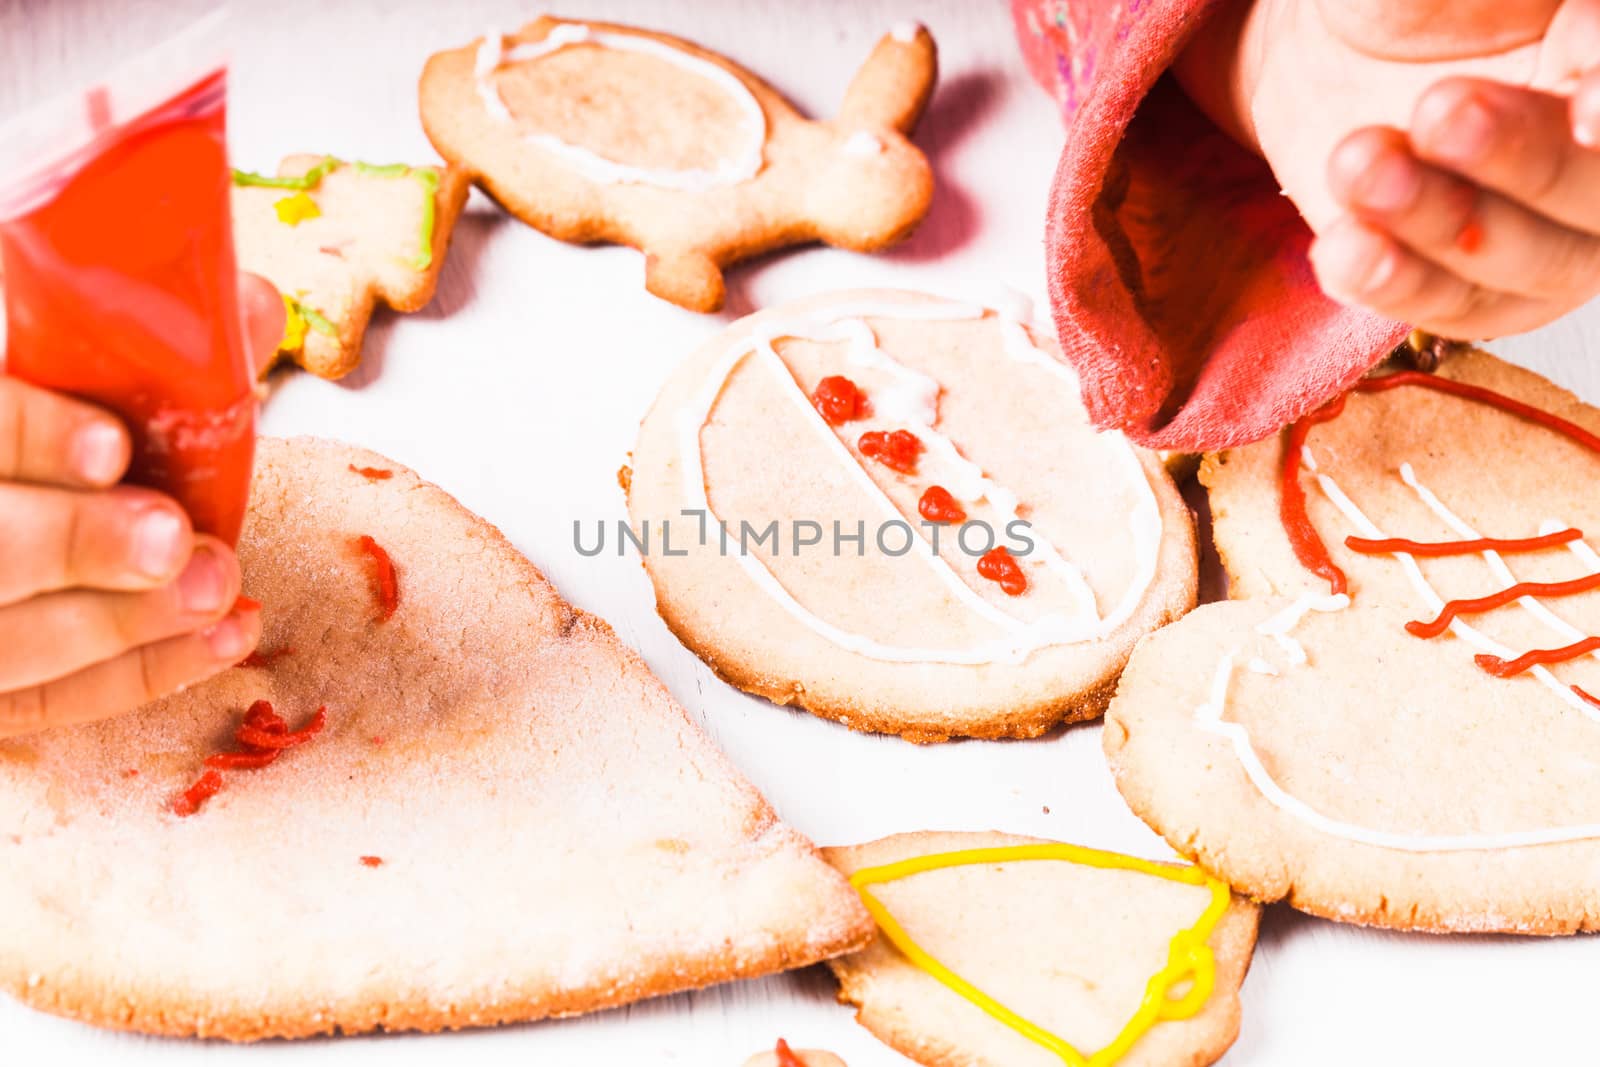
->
[1179,0,1600,338]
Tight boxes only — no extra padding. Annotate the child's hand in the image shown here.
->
[1186,0,1600,338]
[0,274,282,738]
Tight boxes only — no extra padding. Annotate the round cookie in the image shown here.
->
[0,438,871,1040]
[823,831,1259,1067]
[626,290,1198,742]
[1108,350,1600,932]
[419,17,937,312]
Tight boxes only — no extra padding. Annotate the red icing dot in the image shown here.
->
[918,485,967,523]
[858,429,923,474]
[813,375,866,425]
[977,547,1027,596]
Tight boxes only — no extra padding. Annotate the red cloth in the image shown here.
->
[1012,0,1410,451]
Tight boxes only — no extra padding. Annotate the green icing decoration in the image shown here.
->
[233,157,440,270]
[352,161,411,179]
[231,156,340,190]
[299,302,338,336]
[409,167,440,271]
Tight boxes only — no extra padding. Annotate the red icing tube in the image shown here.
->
[0,29,254,544]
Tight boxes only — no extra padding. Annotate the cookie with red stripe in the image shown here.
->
[1109,349,1600,932]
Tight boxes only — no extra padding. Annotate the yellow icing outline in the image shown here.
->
[848,844,1231,1066]
[278,293,308,353]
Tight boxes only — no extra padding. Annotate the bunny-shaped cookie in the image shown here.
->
[419,17,938,312]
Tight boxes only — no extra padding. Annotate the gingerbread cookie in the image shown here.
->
[0,438,871,1039]
[1109,349,1600,932]
[231,155,470,379]
[418,18,937,312]
[626,290,1197,742]
[824,831,1259,1067]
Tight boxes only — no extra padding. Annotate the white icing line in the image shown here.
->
[674,298,1164,663]
[1254,591,1347,666]
[1196,646,1600,851]
[1399,462,1600,660]
[476,22,766,191]
[978,293,1165,637]
[1547,517,1600,571]
[1245,657,1279,676]
[474,32,513,120]
[842,131,884,156]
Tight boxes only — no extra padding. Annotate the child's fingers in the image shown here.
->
[0,376,131,489]
[0,536,241,692]
[1310,216,1553,337]
[0,484,194,606]
[237,272,284,379]
[0,604,260,739]
[1410,77,1600,234]
[1329,128,1600,300]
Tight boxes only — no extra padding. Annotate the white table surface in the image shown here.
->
[3,0,1598,1063]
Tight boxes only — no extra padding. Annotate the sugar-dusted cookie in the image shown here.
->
[824,831,1259,1067]
[231,155,470,379]
[419,18,937,312]
[0,438,872,1040]
[626,290,1197,742]
[1108,350,1600,933]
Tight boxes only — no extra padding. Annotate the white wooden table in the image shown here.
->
[2,1,1598,1063]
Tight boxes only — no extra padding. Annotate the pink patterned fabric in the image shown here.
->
[1012,0,1410,450]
